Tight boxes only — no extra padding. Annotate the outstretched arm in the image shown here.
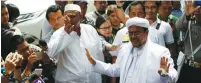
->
[85,49,120,77]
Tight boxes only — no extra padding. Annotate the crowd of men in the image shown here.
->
[1,0,201,83]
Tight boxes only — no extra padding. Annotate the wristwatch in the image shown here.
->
[159,68,168,77]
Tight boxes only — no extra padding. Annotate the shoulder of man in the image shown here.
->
[51,26,65,36]
[160,20,172,29]
[117,27,128,34]
[80,23,96,31]
[149,40,169,53]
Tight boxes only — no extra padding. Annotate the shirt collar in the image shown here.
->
[150,18,161,27]
[157,13,176,22]
[157,13,171,22]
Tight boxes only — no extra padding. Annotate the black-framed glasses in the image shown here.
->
[99,27,112,31]
[128,31,143,36]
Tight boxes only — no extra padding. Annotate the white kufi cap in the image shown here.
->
[126,17,150,29]
[64,4,81,12]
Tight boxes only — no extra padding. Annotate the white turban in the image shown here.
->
[126,17,150,29]
[64,4,81,12]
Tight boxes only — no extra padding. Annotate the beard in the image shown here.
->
[131,36,147,48]
[97,10,106,15]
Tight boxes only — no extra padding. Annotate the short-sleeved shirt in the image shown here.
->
[150,19,174,44]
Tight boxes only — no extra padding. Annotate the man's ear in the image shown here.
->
[145,30,149,35]
[80,12,83,19]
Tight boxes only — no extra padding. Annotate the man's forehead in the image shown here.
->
[131,5,144,11]
[144,1,156,6]
[161,1,172,5]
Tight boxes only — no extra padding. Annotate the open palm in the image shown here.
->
[159,57,170,73]
[185,0,201,16]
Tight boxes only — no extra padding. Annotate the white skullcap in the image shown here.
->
[76,0,88,4]
[126,17,150,29]
[64,4,81,12]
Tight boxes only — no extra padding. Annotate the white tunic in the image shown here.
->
[48,24,104,83]
[94,39,177,83]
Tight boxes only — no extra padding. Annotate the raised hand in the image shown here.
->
[85,48,96,65]
[185,0,201,16]
[105,44,118,51]
[64,15,75,33]
[5,52,24,75]
[23,53,38,76]
[115,0,127,24]
[158,56,170,74]
[27,53,38,65]
[14,52,24,67]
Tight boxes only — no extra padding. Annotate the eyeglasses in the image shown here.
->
[128,31,143,36]
[99,27,112,31]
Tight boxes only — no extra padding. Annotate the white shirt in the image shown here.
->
[48,24,104,83]
[151,19,174,44]
[41,19,55,43]
[85,11,107,26]
[111,27,165,56]
[93,39,178,83]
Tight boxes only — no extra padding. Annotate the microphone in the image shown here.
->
[38,40,51,64]
[39,40,47,51]
[25,73,45,83]
[39,40,47,47]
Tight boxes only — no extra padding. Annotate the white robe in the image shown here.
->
[93,39,177,83]
[47,24,103,83]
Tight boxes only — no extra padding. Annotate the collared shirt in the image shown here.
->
[93,39,178,83]
[157,14,179,23]
[157,14,180,53]
[85,11,107,27]
[111,27,165,56]
[41,19,55,43]
[150,19,174,44]
[47,24,103,83]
